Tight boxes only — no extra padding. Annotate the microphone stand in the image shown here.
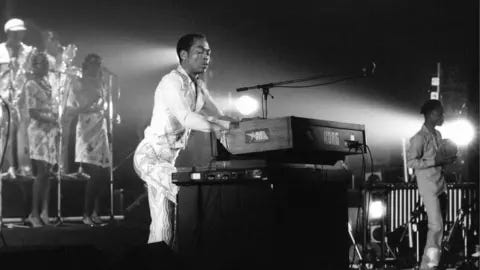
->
[104,68,119,222]
[54,61,81,226]
[55,72,68,226]
[236,62,375,119]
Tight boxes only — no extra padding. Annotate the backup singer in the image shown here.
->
[41,29,79,173]
[0,18,35,178]
[41,30,63,77]
[133,33,235,246]
[25,53,59,227]
[407,100,456,270]
[70,54,110,225]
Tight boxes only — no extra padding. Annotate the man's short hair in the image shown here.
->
[176,33,206,62]
[420,99,443,115]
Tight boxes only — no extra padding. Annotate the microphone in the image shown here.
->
[236,87,249,92]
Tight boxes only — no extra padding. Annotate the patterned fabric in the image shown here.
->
[134,138,180,203]
[75,112,110,167]
[147,65,209,148]
[45,53,79,112]
[46,53,62,104]
[25,79,59,165]
[134,138,178,244]
[134,65,221,244]
[0,42,34,103]
[0,42,35,170]
[146,185,176,245]
[72,76,111,168]
[45,54,80,171]
[135,65,213,201]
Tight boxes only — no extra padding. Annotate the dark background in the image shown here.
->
[1,0,478,185]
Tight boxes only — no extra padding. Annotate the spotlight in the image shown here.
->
[369,200,386,220]
[440,118,475,146]
[235,95,259,116]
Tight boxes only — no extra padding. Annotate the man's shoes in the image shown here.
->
[420,248,441,270]
[472,245,480,257]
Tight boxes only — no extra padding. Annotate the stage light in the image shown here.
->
[369,200,386,220]
[439,118,475,146]
[235,95,259,116]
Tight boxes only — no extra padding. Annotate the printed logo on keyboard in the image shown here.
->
[245,128,270,143]
[323,130,340,146]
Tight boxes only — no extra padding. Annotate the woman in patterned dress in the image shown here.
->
[25,53,59,227]
[70,54,110,225]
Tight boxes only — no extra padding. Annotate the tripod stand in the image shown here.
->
[439,199,475,269]
[54,71,73,226]
[105,70,120,222]
[51,49,83,226]
[348,221,364,268]
[385,200,426,268]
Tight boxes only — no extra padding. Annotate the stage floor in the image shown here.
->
[0,221,474,270]
[0,221,148,249]
[0,221,154,270]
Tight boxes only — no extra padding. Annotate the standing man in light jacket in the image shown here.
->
[407,99,456,270]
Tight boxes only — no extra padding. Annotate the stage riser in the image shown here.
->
[1,180,124,219]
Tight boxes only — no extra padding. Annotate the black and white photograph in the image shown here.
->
[0,0,478,269]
